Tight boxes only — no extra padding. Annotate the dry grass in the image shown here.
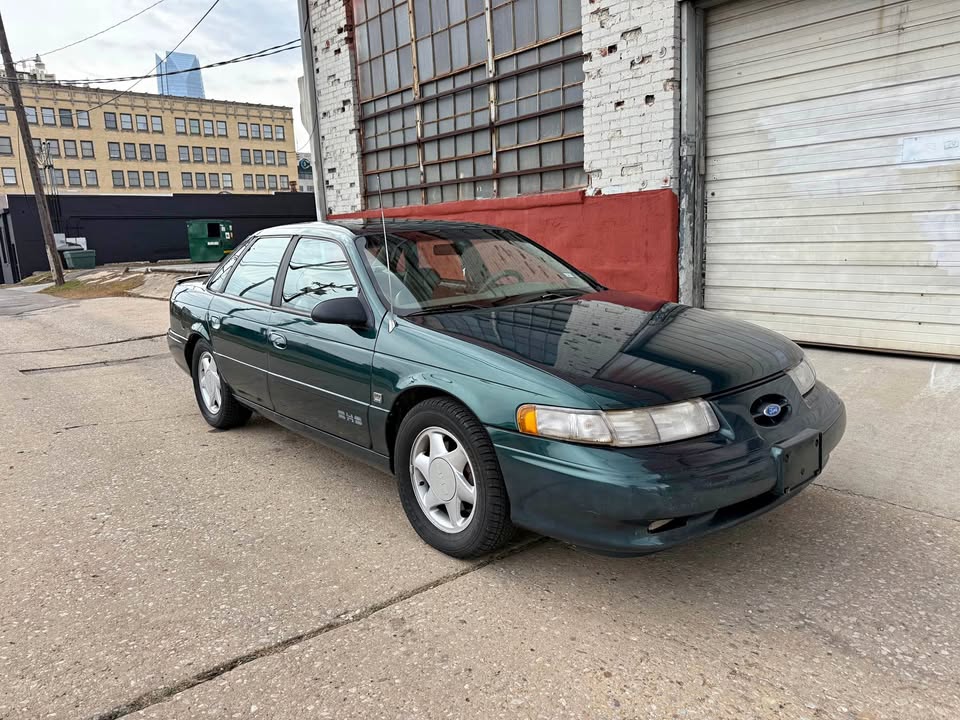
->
[18,272,54,286]
[41,275,146,299]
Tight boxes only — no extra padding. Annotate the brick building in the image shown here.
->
[0,82,297,196]
[302,0,960,358]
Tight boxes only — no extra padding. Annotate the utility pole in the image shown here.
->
[0,11,64,285]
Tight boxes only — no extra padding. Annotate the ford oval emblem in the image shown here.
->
[761,403,782,418]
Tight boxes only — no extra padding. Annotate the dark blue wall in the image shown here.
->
[6,192,317,279]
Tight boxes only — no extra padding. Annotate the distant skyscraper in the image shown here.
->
[156,52,205,99]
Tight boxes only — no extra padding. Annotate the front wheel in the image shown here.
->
[395,397,514,558]
[191,339,251,429]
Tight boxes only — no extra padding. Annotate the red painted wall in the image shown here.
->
[333,189,679,301]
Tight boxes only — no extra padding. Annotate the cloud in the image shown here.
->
[4,0,309,146]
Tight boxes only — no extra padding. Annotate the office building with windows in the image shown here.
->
[0,82,295,196]
[156,51,206,99]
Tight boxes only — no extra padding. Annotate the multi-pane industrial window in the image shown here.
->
[112,170,124,187]
[253,149,263,164]
[158,171,170,188]
[251,123,261,139]
[152,115,163,132]
[192,146,203,162]
[255,174,266,189]
[128,170,140,188]
[46,139,60,157]
[64,140,78,157]
[52,169,65,186]
[210,173,220,189]
[280,174,290,189]
[77,110,90,128]
[219,148,230,163]
[278,151,287,165]
[266,150,275,165]
[189,118,201,134]
[25,107,38,124]
[140,144,152,161]
[203,120,214,136]
[144,171,156,187]
[136,114,149,131]
[109,142,121,160]
[0,107,6,123]
[275,125,285,140]
[263,125,273,140]
[124,143,137,160]
[2,168,16,185]
[120,113,133,130]
[241,149,251,164]
[217,120,227,136]
[356,0,584,207]
[85,170,98,186]
[59,109,73,127]
[222,173,233,189]
[81,141,95,158]
[268,174,278,190]
[68,169,82,186]
[243,173,253,189]
[175,118,187,134]
[41,107,56,125]
[178,145,189,162]
[206,147,217,163]
[155,144,167,161]
[0,137,11,155]
[182,172,193,188]
[196,172,207,189]
[238,122,248,138]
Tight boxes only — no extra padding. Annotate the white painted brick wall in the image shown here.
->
[580,0,680,195]
[308,0,363,214]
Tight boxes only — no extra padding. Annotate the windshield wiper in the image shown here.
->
[491,288,588,306]
[404,302,489,317]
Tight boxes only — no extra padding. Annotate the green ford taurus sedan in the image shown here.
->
[167,220,846,558]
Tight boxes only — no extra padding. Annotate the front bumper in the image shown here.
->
[491,377,846,556]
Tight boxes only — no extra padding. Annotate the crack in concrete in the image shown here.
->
[814,483,959,524]
[60,413,196,431]
[88,536,546,720]
[0,334,165,356]
[19,354,167,374]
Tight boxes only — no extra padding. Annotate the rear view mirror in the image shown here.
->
[311,297,368,328]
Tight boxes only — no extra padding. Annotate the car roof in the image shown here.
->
[258,218,509,238]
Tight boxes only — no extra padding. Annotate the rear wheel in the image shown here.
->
[191,339,251,429]
[395,397,514,558]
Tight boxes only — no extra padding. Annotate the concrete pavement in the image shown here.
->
[0,288,958,720]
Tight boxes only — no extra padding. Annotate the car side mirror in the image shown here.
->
[310,296,369,328]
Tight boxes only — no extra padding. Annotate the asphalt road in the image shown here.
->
[1,289,958,720]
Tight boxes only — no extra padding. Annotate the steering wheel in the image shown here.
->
[476,269,524,294]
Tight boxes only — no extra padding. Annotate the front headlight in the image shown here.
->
[516,399,719,447]
[786,357,817,396]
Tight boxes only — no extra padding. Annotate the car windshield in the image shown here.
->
[356,228,597,315]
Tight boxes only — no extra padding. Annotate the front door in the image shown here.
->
[209,234,291,408]
[267,236,376,446]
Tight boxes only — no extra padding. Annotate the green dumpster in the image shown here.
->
[187,220,235,263]
[63,249,96,269]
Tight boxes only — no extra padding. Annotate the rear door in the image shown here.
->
[208,234,291,408]
[267,235,376,446]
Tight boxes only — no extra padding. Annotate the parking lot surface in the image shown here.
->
[1,290,958,720]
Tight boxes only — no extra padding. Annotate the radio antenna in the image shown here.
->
[375,177,396,332]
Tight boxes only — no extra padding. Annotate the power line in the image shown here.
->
[78,0,223,114]
[15,0,169,63]
[38,41,301,86]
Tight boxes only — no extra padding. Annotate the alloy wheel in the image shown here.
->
[409,426,477,533]
[197,351,222,414]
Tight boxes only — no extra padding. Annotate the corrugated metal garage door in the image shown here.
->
[703,0,960,357]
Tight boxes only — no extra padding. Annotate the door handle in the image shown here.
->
[210,314,221,330]
[269,332,287,350]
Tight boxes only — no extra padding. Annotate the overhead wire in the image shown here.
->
[15,0,169,63]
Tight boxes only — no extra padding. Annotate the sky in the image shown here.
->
[2,0,309,147]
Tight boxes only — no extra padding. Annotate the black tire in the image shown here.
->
[191,339,251,429]
[395,397,514,558]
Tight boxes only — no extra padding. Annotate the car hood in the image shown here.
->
[408,290,804,409]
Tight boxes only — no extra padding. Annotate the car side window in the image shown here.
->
[207,237,252,293]
[222,236,290,304]
[281,237,358,313]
